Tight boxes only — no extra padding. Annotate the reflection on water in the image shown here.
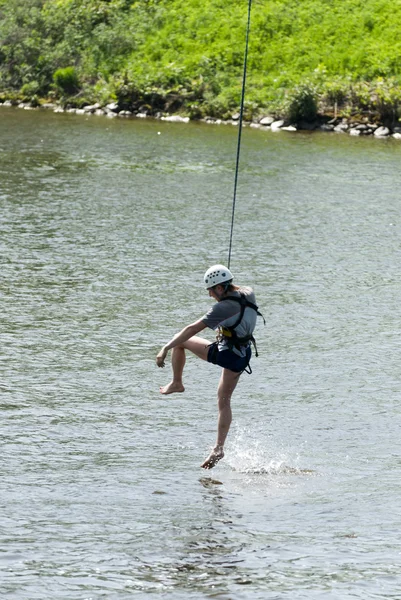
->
[134,476,247,594]
[1,106,401,598]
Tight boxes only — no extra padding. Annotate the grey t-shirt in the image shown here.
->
[201,286,257,357]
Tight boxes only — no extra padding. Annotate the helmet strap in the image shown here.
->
[213,282,230,300]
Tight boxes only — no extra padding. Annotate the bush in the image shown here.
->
[113,78,142,110]
[372,79,401,126]
[53,67,80,95]
[322,79,349,108]
[285,83,319,123]
[21,80,41,99]
[350,81,371,111]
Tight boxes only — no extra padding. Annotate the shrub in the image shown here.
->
[21,80,41,99]
[285,83,319,123]
[350,81,371,111]
[373,80,401,125]
[53,67,80,95]
[322,80,349,108]
[114,78,142,110]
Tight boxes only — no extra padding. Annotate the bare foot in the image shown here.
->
[201,446,224,469]
[160,381,185,395]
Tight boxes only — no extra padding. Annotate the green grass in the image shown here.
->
[1,0,401,122]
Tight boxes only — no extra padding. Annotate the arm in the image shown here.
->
[156,319,206,367]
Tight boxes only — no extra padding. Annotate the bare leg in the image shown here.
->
[159,347,186,394]
[160,336,210,395]
[201,368,240,469]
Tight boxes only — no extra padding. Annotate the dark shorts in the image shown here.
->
[207,343,251,373]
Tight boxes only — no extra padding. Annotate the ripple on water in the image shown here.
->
[2,108,401,599]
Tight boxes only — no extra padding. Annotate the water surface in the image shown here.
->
[1,107,401,599]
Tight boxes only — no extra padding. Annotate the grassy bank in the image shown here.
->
[1,0,401,125]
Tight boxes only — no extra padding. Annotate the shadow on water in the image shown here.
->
[172,477,251,589]
[133,476,251,595]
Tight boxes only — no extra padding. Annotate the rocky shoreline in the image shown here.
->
[2,99,401,140]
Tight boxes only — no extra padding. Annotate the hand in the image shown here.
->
[156,347,168,368]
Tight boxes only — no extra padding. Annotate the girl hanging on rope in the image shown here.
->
[156,264,263,469]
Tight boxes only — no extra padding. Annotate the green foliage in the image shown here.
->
[372,79,401,125]
[322,78,351,109]
[285,83,319,123]
[20,80,40,98]
[53,66,80,95]
[0,0,401,119]
[349,79,401,124]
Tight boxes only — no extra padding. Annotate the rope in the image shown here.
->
[227,0,253,269]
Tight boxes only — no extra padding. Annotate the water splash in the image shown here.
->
[225,425,313,476]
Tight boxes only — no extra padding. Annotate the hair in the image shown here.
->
[220,280,237,293]
[210,279,238,294]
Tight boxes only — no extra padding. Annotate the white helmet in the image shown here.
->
[204,264,234,289]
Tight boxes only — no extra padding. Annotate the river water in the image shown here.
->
[1,106,401,599]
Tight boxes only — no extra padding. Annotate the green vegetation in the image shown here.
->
[53,66,80,95]
[1,0,401,124]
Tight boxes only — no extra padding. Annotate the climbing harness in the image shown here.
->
[227,0,253,269]
[213,292,265,374]
[218,293,265,356]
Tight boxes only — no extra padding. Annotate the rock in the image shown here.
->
[374,126,390,137]
[231,113,240,121]
[41,103,57,109]
[136,112,148,118]
[118,110,132,117]
[282,125,297,131]
[259,116,275,126]
[106,111,117,118]
[94,109,105,116]
[3,100,13,106]
[393,133,401,140]
[319,123,335,131]
[349,128,361,136]
[334,122,348,133]
[161,115,190,123]
[106,102,120,113]
[270,120,285,131]
[83,103,101,113]
[250,123,261,129]
[355,124,369,131]
[53,107,64,113]
[393,126,401,134]
[75,109,86,115]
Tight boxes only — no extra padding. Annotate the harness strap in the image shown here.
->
[220,294,266,325]
[217,293,265,359]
